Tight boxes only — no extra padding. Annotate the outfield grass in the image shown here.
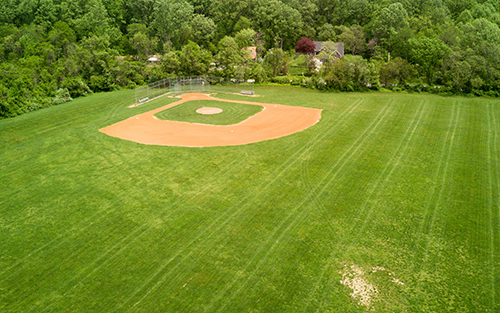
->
[1,87,499,312]
[154,100,263,125]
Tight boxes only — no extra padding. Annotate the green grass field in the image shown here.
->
[1,86,499,312]
[154,99,263,125]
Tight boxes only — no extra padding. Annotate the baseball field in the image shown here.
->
[1,86,499,312]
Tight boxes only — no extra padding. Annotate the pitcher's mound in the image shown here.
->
[196,107,223,115]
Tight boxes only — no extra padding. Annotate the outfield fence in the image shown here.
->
[134,76,254,103]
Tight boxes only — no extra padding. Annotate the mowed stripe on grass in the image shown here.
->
[0,86,499,312]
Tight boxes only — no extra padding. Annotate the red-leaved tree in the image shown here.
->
[295,37,316,54]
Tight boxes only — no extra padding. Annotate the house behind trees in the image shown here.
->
[313,41,345,59]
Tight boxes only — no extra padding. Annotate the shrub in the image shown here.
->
[89,75,110,92]
[61,78,92,98]
[270,75,291,84]
[290,76,302,85]
[245,63,267,83]
[53,88,73,105]
[301,77,316,89]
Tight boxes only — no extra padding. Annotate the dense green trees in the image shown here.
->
[408,36,450,84]
[190,14,216,48]
[235,28,256,49]
[216,36,244,77]
[254,0,303,49]
[339,25,365,55]
[152,0,194,48]
[379,57,414,88]
[264,48,289,76]
[3,0,500,118]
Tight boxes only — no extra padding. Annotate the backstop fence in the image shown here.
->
[134,76,255,103]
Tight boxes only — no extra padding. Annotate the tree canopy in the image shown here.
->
[2,0,500,118]
[295,37,315,54]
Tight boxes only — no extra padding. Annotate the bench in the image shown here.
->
[240,90,254,95]
[138,97,149,103]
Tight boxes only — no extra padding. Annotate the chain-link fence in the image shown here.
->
[134,76,255,103]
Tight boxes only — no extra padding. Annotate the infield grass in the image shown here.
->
[1,86,499,312]
[154,99,263,125]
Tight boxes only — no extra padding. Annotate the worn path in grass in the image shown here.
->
[99,93,322,147]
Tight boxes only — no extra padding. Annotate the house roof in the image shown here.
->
[313,41,345,57]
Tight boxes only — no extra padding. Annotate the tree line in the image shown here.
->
[2,0,500,118]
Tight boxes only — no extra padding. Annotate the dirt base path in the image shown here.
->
[99,93,322,147]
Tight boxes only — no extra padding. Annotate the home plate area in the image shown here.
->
[99,93,322,147]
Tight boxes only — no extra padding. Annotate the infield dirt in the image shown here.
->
[99,93,322,147]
